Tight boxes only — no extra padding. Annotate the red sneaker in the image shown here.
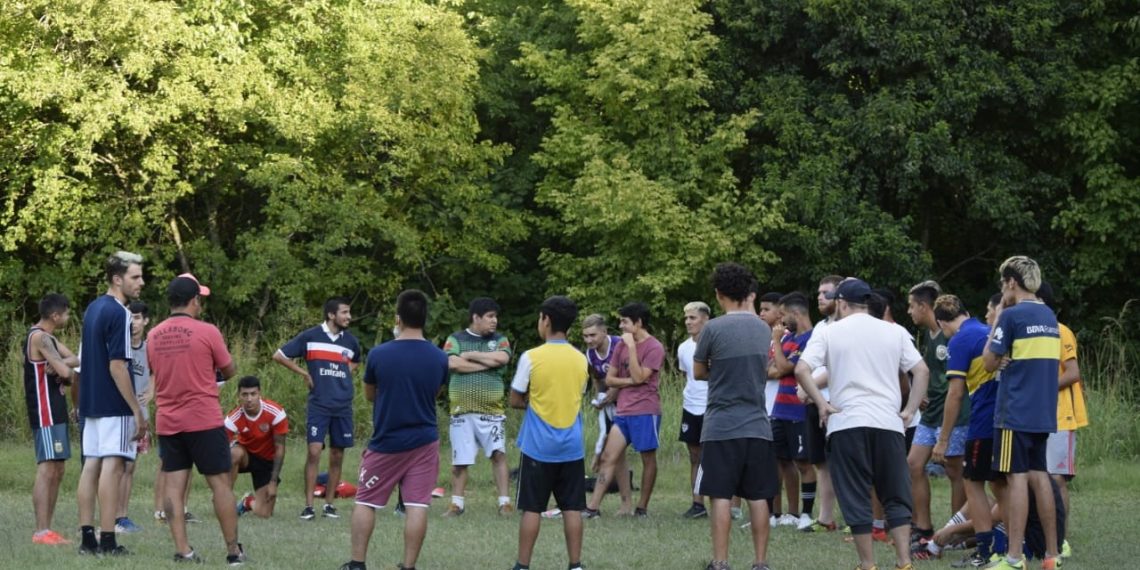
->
[32,530,71,545]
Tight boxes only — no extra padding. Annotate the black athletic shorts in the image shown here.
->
[516,453,586,513]
[905,425,916,452]
[771,418,808,461]
[964,438,996,482]
[993,429,1047,474]
[805,405,827,465]
[159,427,232,475]
[696,438,779,502]
[239,452,278,490]
[678,410,704,445]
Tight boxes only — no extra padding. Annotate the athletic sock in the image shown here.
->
[498,496,511,507]
[947,509,968,527]
[993,523,1009,554]
[451,496,465,509]
[976,530,994,559]
[99,531,117,550]
[80,526,98,549]
[801,482,817,515]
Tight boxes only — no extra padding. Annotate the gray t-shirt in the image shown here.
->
[129,340,151,420]
[693,312,773,442]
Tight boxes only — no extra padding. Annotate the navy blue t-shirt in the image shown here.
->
[363,339,449,454]
[79,295,134,417]
[989,300,1060,433]
[279,325,361,417]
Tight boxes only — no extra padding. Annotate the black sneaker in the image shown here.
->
[705,561,731,570]
[582,508,601,519]
[322,504,339,518]
[950,551,989,568]
[339,563,367,570]
[682,503,708,519]
[185,511,203,524]
[226,543,246,566]
[750,564,771,570]
[78,543,101,557]
[634,508,648,519]
[100,544,131,556]
[174,550,204,563]
[299,506,316,520]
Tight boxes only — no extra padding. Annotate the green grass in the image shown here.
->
[2,426,1140,568]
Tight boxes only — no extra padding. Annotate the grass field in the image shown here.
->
[1,425,1137,569]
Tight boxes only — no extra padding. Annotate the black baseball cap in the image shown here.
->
[826,278,872,303]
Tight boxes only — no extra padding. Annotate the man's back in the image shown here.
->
[694,313,772,442]
[148,315,232,435]
[989,300,1060,433]
[365,339,449,453]
[80,295,133,418]
[802,313,921,435]
[515,341,588,462]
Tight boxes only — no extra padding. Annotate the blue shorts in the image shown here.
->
[307,412,354,448]
[914,423,968,457]
[34,424,71,463]
[613,414,660,453]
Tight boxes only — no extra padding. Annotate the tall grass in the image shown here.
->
[1076,300,1140,464]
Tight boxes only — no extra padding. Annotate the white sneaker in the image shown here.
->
[778,513,799,526]
[796,513,813,529]
[730,507,743,520]
[768,515,778,528]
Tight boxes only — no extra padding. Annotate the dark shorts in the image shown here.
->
[696,438,779,502]
[34,424,71,463]
[307,412,354,448]
[905,425,916,452]
[159,428,232,475]
[239,452,277,490]
[516,453,587,513]
[828,427,912,534]
[805,405,827,465]
[964,438,996,482]
[771,419,808,461]
[993,429,1048,474]
[678,410,704,445]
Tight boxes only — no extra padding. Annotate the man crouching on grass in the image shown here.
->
[342,290,449,570]
[227,376,288,518]
[509,296,589,570]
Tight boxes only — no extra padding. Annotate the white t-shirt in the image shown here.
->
[677,338,707,415]
[804,318,831,401]
[799,313,922,435]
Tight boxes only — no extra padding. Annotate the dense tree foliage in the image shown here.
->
[2,0,1136,343]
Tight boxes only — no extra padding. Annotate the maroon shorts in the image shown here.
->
[355,440,440,509]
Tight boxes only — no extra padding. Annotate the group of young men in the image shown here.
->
[22,252,1086,570]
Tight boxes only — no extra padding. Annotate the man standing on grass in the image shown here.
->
[114,301,152,534]
[796,274,843,533]
[767,292,816,529]
[906,280,969,553]
[274,297,361,521]
[443,297,514,516]
[1036,281,1085,560]
[678,301,711,519]
[26,293,79,546]
[693,262,777,570]
[509,296,589,570]
[932,293,1001,567]
[581,314,633,515]
[796,277,929,570]
[341,289,449,570]
[150,274,244,564]
[228,375,288,518]
[983,256,1062,570]
[76,250,148,557]
[584,302,665,519]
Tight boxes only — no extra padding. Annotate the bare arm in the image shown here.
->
[625,343,652,385]
[36,332,74,382]
[53,337,80,368]
[448,354,490,373]
[110,359,147,439]
[218,361,238,381]
[933,378,965,463]
[509,389,527,410]
[693,360,709,381]
[1058,358,1080,389]
[795,361,839,425]
[270,434,286,482]
[902,361,930,425]
[273,350,313,389]
[463,351,510,367]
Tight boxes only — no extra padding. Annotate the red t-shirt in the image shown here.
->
[225,398,288,461]
[613,336,665,416]
[148,315,233,435]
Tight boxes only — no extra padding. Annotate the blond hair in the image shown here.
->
[683,301,710,316]
[999,256,1042,293]
[581,313,607,330]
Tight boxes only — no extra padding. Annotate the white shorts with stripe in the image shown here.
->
[82,415,137,460]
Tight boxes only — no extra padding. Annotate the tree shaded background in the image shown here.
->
[2,0,1137,348]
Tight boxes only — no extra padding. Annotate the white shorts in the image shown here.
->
[1046,430,1076,476]
[449,414,506,465]
[82,415,138,460]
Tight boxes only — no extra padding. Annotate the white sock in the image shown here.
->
[498,496,511,507]
[452,496,465,509]
[872,519,886,530]
[947,509,967,527]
